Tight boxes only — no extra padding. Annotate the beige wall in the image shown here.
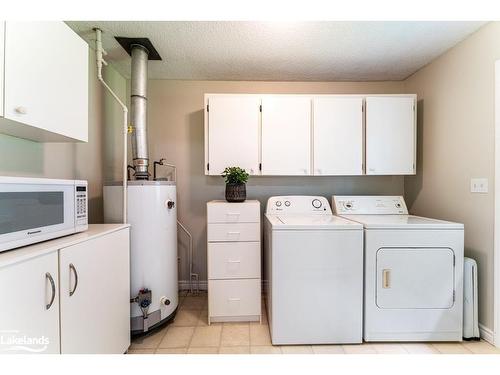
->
[0,49,126,223]
[404,22,500,330]
[146,80,405,283]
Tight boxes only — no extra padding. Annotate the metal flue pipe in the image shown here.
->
[130,45,150,180]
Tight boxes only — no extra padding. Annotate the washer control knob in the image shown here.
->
[284,200,291,207]
[275,201,282,207]
[312,199,322,209]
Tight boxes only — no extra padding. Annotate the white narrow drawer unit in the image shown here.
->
[207,222,260,242]
[209,279,261,317]
[208,242,260,279]
[207,202,260,223]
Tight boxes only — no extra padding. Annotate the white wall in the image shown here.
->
[404,22,500,330]
[145,80,406,283]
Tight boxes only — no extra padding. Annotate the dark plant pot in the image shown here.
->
[225,183,246,202]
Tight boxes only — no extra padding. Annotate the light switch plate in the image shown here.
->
[471,178,488,193]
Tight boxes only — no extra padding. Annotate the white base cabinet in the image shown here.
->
[59,229,130,354]
[0,225,130,354]
[0,252,60,354]
[207,200,261,324]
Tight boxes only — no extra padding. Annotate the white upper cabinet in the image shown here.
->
[313,97,364,175]
[204,94,417,176]
[206,95,260,175]
[365,96,416,175]
[261,96,311,175]
[0,22,89,142]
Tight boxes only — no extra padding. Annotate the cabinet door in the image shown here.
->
[261,96,311,175]
[365,96,416,175]
[59,229,130,354]
[3,22,88,142]
[0,252,60,354]
[206,96,260,175]
[313,97,364,175]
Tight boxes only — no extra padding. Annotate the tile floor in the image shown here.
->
[128,292,500,355]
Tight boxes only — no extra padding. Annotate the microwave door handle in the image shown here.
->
[69,263,79,297]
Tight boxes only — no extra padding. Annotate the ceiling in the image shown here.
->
[67,21,486,81]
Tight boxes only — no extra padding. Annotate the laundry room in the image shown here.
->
[1,1,500,373]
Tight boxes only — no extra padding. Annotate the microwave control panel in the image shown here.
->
[75,183,88,225]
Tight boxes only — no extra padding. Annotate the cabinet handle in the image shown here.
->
[228,298,241,302]
[227,231,240,235]
[382,269,391,289]
[227,260,241,263]
[45,272,56,310]
[226,212,240,216]
[69,263,79,297]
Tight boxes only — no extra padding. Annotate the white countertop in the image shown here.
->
[0,224,130,269]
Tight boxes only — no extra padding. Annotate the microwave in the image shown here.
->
[0,176,88,252]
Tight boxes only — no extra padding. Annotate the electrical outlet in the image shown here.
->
[470,178,488,193]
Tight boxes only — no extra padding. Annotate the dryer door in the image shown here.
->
[376,248,455,309]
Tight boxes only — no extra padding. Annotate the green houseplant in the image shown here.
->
[221,167,249,202]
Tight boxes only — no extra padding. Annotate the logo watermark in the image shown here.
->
[0,330,50,353]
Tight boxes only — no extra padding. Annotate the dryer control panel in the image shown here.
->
[332,196,408,215]
[266,196,331,215]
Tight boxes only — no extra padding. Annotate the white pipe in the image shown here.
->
[94,28,128,224]
[177,220,198,294]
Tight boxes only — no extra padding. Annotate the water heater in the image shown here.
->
[104,181,178,334]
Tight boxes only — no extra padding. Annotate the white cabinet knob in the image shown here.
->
[14,106,27,115]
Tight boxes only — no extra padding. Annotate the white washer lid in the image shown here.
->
[339,214,464,230]
[266,214,362,230]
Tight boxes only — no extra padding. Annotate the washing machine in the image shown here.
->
[264,196,363,345]
[332,195,464,342]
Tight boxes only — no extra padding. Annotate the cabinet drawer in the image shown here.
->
[207,223,260,242]
[208,242,260,279]
[207,202,260,223]
[209,279,261,317]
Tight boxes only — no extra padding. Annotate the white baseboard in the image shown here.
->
[479,323,494,344]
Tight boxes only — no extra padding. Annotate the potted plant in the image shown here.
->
[221,167,249,202]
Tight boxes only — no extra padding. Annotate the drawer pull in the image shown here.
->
[227,260,241,263]
[228,298,241,302]
[227,231,240,235]
[226,212,240,216]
